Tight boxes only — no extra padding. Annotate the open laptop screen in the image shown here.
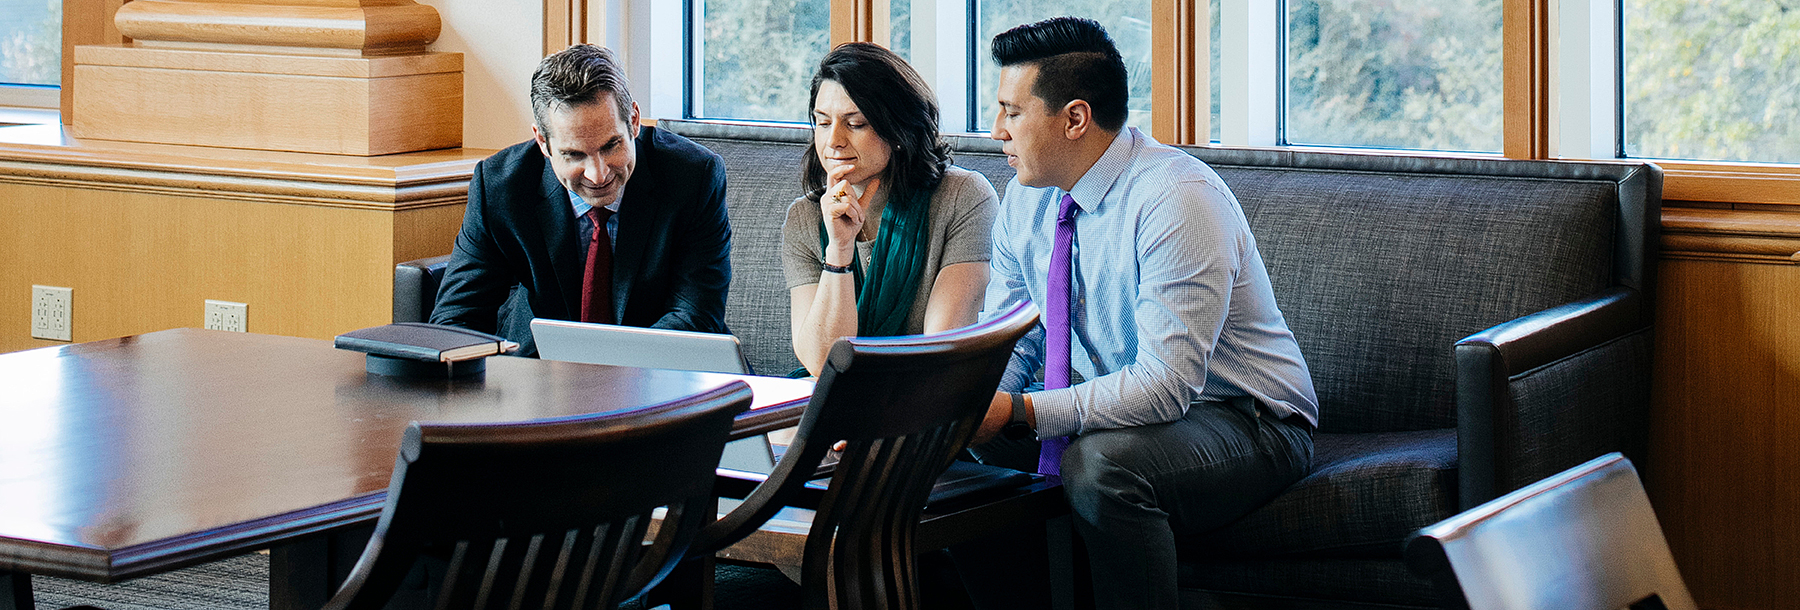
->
[529,318,751,375]
[530,318,773,475]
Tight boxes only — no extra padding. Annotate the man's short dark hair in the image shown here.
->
[992,17,1129,132]
[531,44,634,138]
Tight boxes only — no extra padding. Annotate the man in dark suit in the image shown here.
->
[431,44,731,356]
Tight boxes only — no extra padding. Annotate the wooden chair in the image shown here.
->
[316,380,754,610]
[1404,453,1696,610]
[690,301,1039,610]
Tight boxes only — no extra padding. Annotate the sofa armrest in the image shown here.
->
[393,255,452,323]
[1455,286,1653,509]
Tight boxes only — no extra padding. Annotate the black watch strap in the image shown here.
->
[821,261,852,274]
[1009,392,1027,425]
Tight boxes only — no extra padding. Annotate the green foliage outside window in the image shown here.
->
[1,0,61,87]
[701,0,830,122]
[1285,0,1504,153]
[1625,0,1800,164]
[698,0,1800,164]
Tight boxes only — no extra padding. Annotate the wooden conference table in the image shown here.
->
[0,328,815,610]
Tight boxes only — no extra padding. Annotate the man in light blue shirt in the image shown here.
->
[970,17,1319,609]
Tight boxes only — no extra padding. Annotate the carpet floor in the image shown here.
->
[30,554,801,610]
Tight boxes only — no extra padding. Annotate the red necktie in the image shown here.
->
[580,207,615,324]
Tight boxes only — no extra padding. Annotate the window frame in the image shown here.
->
[55,0,1800,206]
[2,0,71,112]
[0,85,58,110]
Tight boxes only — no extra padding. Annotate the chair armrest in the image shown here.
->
[692,430,837,556]
[394,255,452,323]
[1455,286,1653,509]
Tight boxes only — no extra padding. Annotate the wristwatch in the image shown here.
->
[1002,392,1033,440]
[821,261,852,274]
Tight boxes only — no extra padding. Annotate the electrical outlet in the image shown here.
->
[204,300,248,332]
[31,285,73,342]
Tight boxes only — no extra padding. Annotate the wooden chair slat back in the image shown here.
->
[697,302,1039,610]
[323,381,753,610]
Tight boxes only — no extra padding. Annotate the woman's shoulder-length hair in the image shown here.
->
[801,42,952,202]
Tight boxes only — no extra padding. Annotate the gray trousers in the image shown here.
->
[960,397,1311,610]
[1064,396,1313,609]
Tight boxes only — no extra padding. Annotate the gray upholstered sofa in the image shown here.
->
[397,119,1660,610]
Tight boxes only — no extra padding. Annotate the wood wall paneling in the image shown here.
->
[1650,248,1800,610]
[0,133,484,355]
[392,204,471,265]
[0,181,391,352]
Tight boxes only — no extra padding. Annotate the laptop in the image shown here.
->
[529,318,775,475]
[531,318,753,374]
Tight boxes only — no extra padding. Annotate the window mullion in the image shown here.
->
[830,0,878,46]
[1152,0,1206,145]
[1551,0,1618,160]
[617,0,684,119]
[1219,0,1277,147]
[1504,0,1552,159]
[912,0,969,133]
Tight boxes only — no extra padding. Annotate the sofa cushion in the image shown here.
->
[676,134,810,377]
[1177,430,1458,559]
[1223,168,1618,432]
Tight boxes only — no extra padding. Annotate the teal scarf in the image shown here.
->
[817,187,931,337]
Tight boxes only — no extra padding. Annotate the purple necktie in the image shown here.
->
[1039,193,1078,475]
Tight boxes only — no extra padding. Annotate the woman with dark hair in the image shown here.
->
[783,42,998,375]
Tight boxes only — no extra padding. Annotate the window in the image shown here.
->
[1,0,61,109]
[890,0,912,62]
[1623,0,1800,164]
[692,0,830,122]
[973,1,1154,133]
[651,0,1800,202]
[1284,0,1503,152]
[1208,0,1219,142]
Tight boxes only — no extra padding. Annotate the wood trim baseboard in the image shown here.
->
[1660,206,1800,265]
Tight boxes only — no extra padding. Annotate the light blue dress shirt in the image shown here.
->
[570,191,621,259]
[984,127,1320,438]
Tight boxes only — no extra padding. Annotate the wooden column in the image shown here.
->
[545,0,586,55]
[830,0,885,47]
[1503,0,1551,159]
[1152,0,1207,145]
[71,0,463,156]
[60,0,130,125]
